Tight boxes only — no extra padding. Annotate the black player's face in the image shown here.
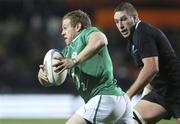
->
[114,10,135,38]
[61,18,79,45]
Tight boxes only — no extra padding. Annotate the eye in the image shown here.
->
[62,26,67,30]
[121,16,127,21]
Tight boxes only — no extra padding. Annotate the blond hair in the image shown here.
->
[63,10,91,30]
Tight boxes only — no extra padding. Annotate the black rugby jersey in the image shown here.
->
[129,22,180,89]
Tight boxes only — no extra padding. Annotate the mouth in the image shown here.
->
[121,29,128,36]
[64,37,67,41]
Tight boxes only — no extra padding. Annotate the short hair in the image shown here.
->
[63,10,91,30]
[114,2,138,16]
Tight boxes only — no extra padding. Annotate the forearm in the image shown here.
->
[76,42,104,63]
[127,57,159,99]
[76,32,107,64]
[127,66,157,98]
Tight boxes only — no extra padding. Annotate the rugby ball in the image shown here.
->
[43,49,67,86]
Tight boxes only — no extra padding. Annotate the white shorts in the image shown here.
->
[76,95,133,124]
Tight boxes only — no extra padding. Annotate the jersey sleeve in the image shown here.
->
[140,34,159,58]
[83,27,100,44]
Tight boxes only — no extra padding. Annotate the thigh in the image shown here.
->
[66,113,88,124]
[176,118,180,124]
[134,100,169,123]
[76,95,133,124]
[115,95,133,124]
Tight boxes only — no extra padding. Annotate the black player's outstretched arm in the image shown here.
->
[127,56,159,99]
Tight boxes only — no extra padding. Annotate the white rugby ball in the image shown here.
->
[43,49,67,86]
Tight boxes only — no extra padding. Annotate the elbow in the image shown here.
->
[97,39,107,49]
[100,32,108,46]
[92,32,108,50]
[101,40,107,47]
[103,38,108,45]
[143,57,159,76]
[145,64,159,75]
[153,66,159,75]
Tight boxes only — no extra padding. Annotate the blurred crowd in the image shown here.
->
[0,0,180,94]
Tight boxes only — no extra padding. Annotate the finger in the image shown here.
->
[41,72,48,79]
[40,76,48,83]
[39,68,46,75]
[39,70,48,80]
[54,64,64,72]
[54,56,63,60]
[41,73,48,82]
[39,73,48,81]
[40,79,50,87]
[39,64,44,68]
[39,74,48,83]
[57,67,66,75]
[52,60,64,67]
[43,78,49,82]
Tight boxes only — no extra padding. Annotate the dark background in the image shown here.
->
[0,0,180,95]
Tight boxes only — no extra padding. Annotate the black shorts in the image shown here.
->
[142,91,180,119]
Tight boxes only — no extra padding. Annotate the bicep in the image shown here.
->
[140,35,158,58]
[142,56,159,71]
[88,32,108,46]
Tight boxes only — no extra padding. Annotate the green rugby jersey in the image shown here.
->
[62,27,124,103]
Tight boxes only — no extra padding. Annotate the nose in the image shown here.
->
[61,30,65,36]
[117,20,124,29]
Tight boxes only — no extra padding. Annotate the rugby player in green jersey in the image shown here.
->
[38,10,133,124]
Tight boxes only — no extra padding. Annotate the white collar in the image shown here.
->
[71,33,81,43]
[135,20,141,29]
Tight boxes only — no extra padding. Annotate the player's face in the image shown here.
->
[114,10,135,38]
[61,18,79,45]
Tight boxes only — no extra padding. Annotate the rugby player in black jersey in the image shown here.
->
[114,2,180,124]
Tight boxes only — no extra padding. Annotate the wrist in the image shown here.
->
[126,91,133,99]
[72,58,78,65]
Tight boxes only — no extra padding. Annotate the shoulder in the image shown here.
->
[136,22,162,35]
[82,27,105,43]
[87,27,106,39]
[83,27,101,34]
[79,27,100,38]
[133,22,163,41]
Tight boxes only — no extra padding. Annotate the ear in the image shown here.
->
[75,23,82,32]
[133,15,139,23]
